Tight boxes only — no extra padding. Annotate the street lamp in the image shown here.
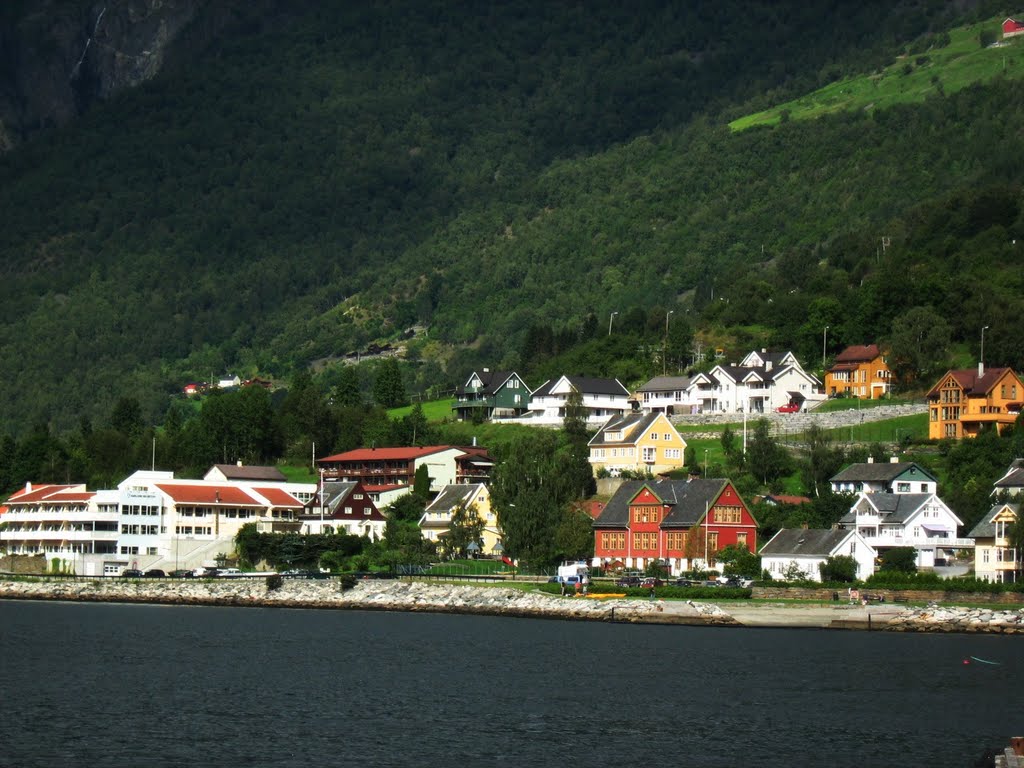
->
[663,310,674,375]
[608,311,619,336]
[703,449,709,478]
[822,325,829,368]
[981,325,990,369]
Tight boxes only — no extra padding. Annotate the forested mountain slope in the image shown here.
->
[0,0,1015,433]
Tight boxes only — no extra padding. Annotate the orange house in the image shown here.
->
[825,344,891,399]
[927,365,1024,440]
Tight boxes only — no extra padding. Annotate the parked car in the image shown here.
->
[615,575,642,587]
[674,578,696,587]
[776,403,800,413]
[640,577,664,589]
[169,569,193,579]
[143,569,166,578]
[193,567,219,578]
[217,568,243,578]
[121,569,144,578]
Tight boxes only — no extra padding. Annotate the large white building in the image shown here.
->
[687,350,824,414]
[517,375,631,426]
[1,468,316,575]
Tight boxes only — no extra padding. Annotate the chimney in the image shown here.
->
[472,436,477,447]
[25,481,32,493]
[867,457,874,464]
[483,367,490,373]
[236,459,243,467]
[215,491,221,504]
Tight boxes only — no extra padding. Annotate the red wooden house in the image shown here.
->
[1003,18,1024,38]
[592,478,757,575]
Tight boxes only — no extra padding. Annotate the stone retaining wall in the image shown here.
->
[754,586,1024,605]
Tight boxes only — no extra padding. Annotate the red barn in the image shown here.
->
[592,478,757,576]
[1003,18,1024,38]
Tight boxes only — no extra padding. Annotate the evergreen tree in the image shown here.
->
[373,359,407,409]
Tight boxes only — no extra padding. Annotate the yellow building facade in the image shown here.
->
[588,412,687,476]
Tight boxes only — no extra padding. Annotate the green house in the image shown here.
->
[453,369,531,421]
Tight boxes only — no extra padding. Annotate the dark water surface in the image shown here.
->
[1,600,1020,767]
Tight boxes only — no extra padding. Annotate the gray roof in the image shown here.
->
[212,464,287,481]
[967,503,1020,539]
[425,484,480,513]
[841,493,929,524]
[588,412,661,446]
[759,528,852,557]
[635,376,691,393]
[593,478,731,529]
[830,462,935,485]
[994,460,1024,489]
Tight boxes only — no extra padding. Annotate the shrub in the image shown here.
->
[266,574,284,591]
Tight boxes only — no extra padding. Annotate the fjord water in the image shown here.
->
[1,601,1019,767]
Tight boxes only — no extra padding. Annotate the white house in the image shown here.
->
[516,375,631,426]
[759,528,876,582]
[837,492,969,568]
[687,349,823,414]
[993,459,1024,498]
[830,459,938,495]
[633,375,696,415]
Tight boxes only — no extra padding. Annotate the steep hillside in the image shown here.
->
[0,0,1015,433]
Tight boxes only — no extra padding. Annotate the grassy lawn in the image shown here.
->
[812,396,920,414]
[278,465,318,483]
[822,413,929,444]
[730,17,1024,131]
[388,398,454,421]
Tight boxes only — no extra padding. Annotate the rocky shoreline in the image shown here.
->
[1,577,1022,633]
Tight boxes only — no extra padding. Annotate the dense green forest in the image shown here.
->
[0,0,1021,440]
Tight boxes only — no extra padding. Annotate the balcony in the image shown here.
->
[861,534,974,549]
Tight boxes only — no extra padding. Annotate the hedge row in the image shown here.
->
[537,583,752,600]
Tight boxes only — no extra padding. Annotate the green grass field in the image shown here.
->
[731,17,1024,131]
[387,398,454,421]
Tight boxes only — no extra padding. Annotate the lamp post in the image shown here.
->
[822,325,829,368]
[663,310,674,375]
[608,311,619,336]
[703,449,709,478]
[981,325,990,369]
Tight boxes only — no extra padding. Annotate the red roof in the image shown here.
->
[252,487,304,508]
[155,484,262,506]
[6,484,83,504]
[833,344,882,364]
[319,445,455,463]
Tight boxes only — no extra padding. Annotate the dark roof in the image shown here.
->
[532,375,630,398]
[832,344,882,365]
[588,412,661,446]
[593,478,728,529]
[308,481,358,513]
[759,528,853,557]
[926,367,1016,399]
[211,464,287,481]
[967,504,1019,539]
[455,370,524,396]
[841,493,930,524]
[994,459,1024,489]
[635,376,691,393]
[830,462,935,485]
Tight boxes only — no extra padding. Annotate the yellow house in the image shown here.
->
[825,344,891,399]
[419,483,502,555]
[927,366,1024,440]
[588,412,687,476]
[968,502,1020,583]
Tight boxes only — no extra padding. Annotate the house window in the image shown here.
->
[642,447,656,462]
[650,432,658,440]
[665,449,681,459]
[715,506,742,524]
[920,484,927,492]
[707,532,719,561]
[736,531,748,549]
[663,433,672,441]
[849,542,856,555]
[897,482,910,493]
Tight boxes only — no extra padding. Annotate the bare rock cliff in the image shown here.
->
[0,0,275,149]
